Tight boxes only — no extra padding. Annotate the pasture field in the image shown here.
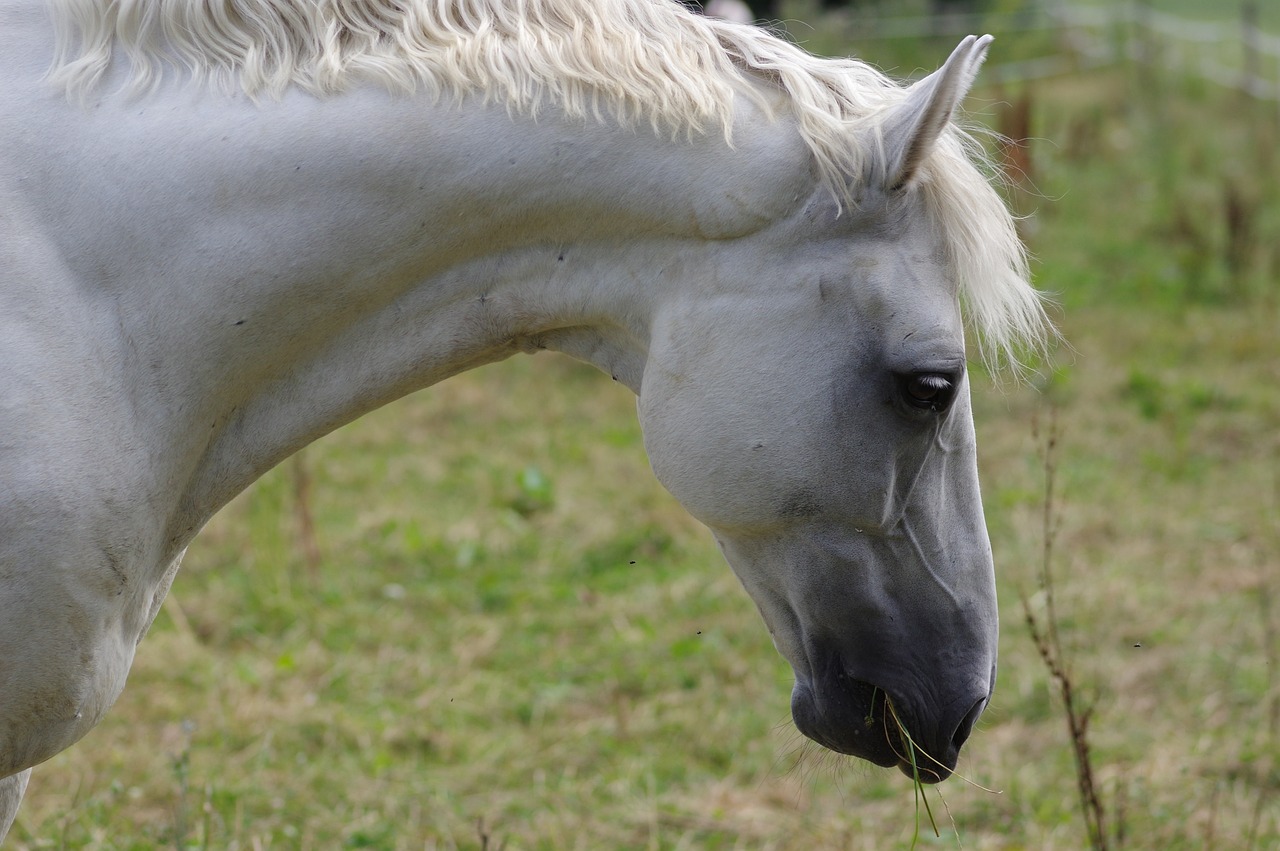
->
[9,8,1280,851]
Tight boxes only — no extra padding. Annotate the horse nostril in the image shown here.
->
[951,695,987,750]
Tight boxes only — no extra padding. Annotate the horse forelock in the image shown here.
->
[44,0,1048,366]
[922,133,1050,370]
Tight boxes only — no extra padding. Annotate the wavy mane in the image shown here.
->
[45,0,1049,364]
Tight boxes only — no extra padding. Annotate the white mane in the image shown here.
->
[46,0,1049,363]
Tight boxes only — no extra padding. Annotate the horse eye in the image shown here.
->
[900,373,956,412]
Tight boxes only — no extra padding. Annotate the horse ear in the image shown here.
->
[877,34,993,191]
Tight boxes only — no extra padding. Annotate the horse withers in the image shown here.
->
[0,0,1047,837]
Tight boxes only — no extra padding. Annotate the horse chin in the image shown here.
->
[790,679,955,784]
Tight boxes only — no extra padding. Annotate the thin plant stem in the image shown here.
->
[1023,407,1110,850]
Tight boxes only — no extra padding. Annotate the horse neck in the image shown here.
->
[11,80,813,540]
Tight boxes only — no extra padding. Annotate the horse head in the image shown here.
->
[637,36,1006,781]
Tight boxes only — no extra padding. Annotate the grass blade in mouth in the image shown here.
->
[883,694,940,845]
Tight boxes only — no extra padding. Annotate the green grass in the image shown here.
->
[10,19,1280,851]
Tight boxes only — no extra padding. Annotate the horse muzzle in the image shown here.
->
[789,668,991,783]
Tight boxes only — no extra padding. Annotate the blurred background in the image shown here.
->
[11,1,1278,848]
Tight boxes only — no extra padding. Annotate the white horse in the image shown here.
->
[0,0,1048,838]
